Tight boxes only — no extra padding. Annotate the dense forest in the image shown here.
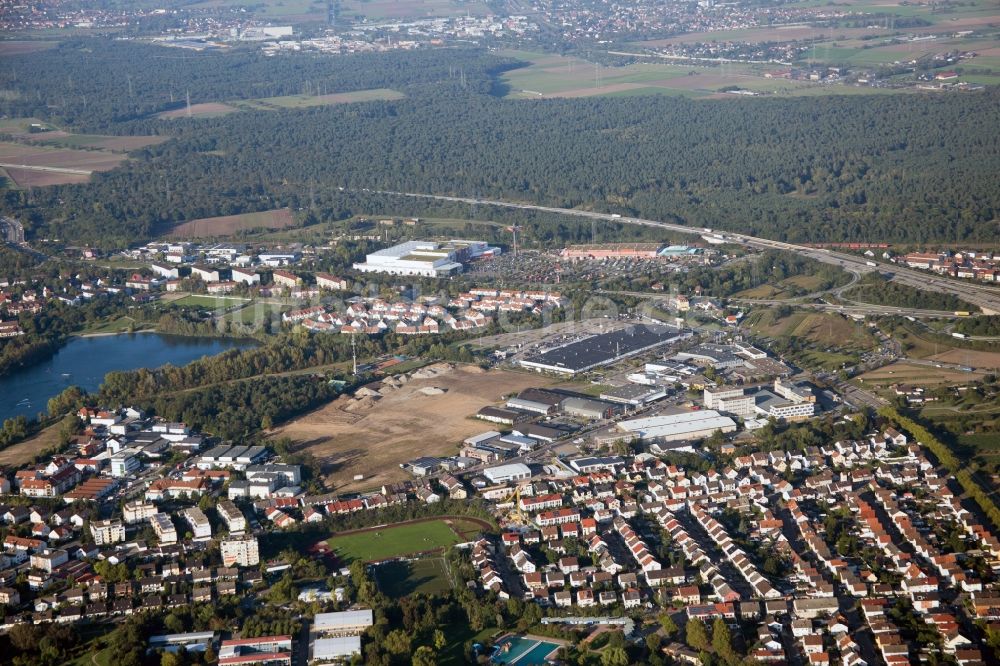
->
[0,41,514,129]
[3,40,999,247]
[148,375,337,439]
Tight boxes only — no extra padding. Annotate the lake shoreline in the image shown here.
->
[0,333,256,422]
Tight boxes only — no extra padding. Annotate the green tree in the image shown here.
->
[384,629,411,655]
[712,618,735,662]
[659,613,679,637]
[686,618,710,652]
[412,646,437,666]
[601,647,629,666]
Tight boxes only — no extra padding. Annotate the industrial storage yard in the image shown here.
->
[271,363,553,491]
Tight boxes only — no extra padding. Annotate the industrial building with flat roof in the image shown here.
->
[313,609,374,635]
[617,410,737,443]
[352,240,500,277]
[483,463,532,484]
[520,325,689,376]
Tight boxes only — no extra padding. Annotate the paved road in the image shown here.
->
[597,287,962,319]
[359,189,1000,315]
[0,216,25,244]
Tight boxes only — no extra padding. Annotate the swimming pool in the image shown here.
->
[491,636,561,665]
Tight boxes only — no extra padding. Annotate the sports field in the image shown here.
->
[373,557,455,597]
[327,517,487,563]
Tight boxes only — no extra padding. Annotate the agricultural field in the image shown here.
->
[857,361,983,388]
[0,41,57,56]
[500,50,854,99]
[157,103,239,120]
[929,348,1000,370]
[326,517,487,563]
[0,140,126,186]
[374,557,455,598]
[157,88,403,120]
[0,118,167,152]
[272,362,553,491]
[339,0,490,21]
[168,208,297,238]
[188,0,326,22]
[234,88,405,110]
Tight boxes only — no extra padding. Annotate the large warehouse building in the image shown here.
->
[519,325,690,376]
[616,410,737,443]
[352,240,500,277]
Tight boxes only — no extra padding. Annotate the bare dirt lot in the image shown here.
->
[272,363,552,492]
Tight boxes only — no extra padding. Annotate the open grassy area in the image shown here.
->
[79,316,154,335]
[327,518,472,563]
[168,294,250,310]
[373,556,455,598]
[159,88,404,120]
[236,88,405,110]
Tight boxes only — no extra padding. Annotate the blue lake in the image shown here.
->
[0,332,255,422]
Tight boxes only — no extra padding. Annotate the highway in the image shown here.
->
[363,188,1000,315]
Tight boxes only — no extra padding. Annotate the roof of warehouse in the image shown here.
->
[521,325,681,372]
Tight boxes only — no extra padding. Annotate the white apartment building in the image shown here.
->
[216,500,247,533]
[151,513,178,544]
[183,507,212,540]
[221,536,260,567]
[90,519,126,545]
[123,501,158,524]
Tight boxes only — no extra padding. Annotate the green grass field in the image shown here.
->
[233,303,285,324]
[373,557,455,597]
[327,518,482,563]
[240,88,405,109]
[169,294,250,310]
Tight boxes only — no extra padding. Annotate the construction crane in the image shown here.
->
[499,483,531,527]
